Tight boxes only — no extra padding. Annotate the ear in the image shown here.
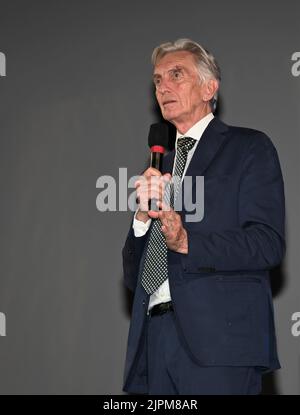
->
[202,79,219,102]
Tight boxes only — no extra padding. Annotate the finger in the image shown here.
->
[161,224,168,234]
[161,223,173,238]
[157,200,172,213]
[137,189,162,204]
[134,180,140,189]
[143,167,162,178]
[134,175,148,188]
[149,200,174,220]
[162,215,175,232]
[148,209,160,219]
[162,173,172,182]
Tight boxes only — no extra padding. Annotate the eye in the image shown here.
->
[153,77,161,86]
[171,69,183,80]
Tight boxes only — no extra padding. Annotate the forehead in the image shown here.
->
[153,51,197,74]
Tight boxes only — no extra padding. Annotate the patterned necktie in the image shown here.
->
[141,136,197,295]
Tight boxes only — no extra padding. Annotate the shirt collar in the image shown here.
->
[175,112,214,146]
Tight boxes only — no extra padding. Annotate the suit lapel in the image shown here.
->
[162,117,229,176]
[161,117,229,219]
[184,117,229,177]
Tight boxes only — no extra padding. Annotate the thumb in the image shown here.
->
[162,173,172,182]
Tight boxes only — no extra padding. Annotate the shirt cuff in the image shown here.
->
[132,211,152,237]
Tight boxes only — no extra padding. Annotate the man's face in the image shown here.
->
[153,51,207,129]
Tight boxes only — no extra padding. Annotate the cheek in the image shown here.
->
[156,95,164,109]
[180,95,193,110]
[186,91,201,109]
[191,86,203,103]
[178,86,196,107]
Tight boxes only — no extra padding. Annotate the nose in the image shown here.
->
[156,76,171,95]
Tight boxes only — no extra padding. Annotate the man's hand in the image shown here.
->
[134,168,171,223]
[149,200,188,254]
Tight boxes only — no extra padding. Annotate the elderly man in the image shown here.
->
[122,39,285,395]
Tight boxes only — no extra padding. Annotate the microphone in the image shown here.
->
[148,123,169,171]
[148,123,169,211]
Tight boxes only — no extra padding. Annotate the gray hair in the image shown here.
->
[151,38,221,112]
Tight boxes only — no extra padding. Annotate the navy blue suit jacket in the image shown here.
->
[122,117,285,394]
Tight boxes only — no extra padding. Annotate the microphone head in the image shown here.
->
[148,123,169,149]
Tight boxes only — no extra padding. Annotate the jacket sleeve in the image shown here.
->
[181,132,286,274]
[122,217,149,292]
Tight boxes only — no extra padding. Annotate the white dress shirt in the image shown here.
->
[133,112,214,312]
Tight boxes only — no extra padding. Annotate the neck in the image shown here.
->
[173,106,211,135]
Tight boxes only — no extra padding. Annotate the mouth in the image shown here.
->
[162,100,177,107]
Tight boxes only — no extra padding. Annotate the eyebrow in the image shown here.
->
[153,65,185,80]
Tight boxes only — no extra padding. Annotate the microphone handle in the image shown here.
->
[150,151,163,172]
[149,152,163,211]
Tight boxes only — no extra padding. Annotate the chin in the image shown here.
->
[162,110,180,123]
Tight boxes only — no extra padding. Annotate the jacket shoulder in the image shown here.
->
[224,122,278,152]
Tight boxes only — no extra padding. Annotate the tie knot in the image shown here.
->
[177,136,196,152]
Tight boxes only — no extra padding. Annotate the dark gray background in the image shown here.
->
[0,0,299,394]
